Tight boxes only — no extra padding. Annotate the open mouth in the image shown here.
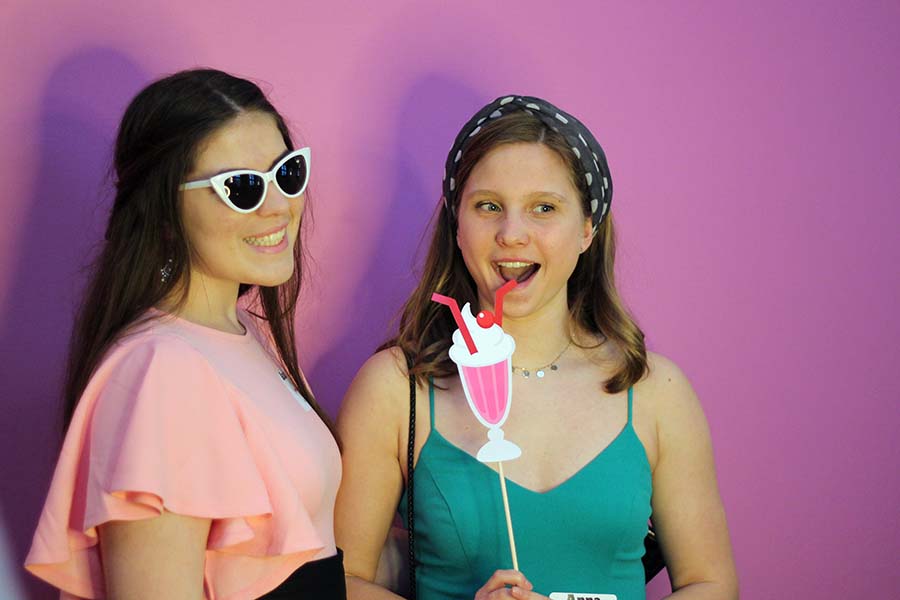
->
[495,261,540,284]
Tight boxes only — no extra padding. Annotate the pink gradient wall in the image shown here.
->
[1,1,897,598]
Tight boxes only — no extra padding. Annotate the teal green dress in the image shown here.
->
[399,383,652,600]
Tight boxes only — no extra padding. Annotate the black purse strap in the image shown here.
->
[406,355,417,600]
[643,521,665,583]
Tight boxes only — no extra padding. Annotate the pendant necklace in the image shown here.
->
[512,341,572,379]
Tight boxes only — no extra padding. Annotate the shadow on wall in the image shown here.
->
[307,75,484,415]
[0,48,148,600]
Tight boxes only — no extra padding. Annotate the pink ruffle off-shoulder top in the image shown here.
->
[25,311,341,599]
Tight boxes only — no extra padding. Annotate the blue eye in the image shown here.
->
[534,204,555,213]
[477,201,501,212]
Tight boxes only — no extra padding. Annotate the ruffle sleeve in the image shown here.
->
[25,334,325,599]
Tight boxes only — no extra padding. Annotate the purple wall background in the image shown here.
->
[1,1,897,598]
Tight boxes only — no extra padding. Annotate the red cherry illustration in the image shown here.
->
[476,310,495,328]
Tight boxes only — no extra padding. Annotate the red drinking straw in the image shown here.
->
[493,280,518,327]
[431,293,478,355]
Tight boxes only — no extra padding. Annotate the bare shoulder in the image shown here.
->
[336,346,409,437]
[342,346,409,405]
[639,351,711,447]
[640,352,699,406]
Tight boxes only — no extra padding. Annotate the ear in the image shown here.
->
[579,216,594,254]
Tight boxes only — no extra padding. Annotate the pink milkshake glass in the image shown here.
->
[434,283,521,463]
[457,350,521,462]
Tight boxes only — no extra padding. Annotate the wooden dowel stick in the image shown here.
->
[497,461,519,571]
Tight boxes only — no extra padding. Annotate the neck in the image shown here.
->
[164,270,244,334]
[485,295,573,367]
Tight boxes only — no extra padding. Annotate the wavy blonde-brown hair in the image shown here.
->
[381,112,646,393]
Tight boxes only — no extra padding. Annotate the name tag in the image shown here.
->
[549,594,617,600]
[278,370,312,411]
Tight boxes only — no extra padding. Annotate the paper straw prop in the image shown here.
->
[431,281,521,569]
[431,293,478,354]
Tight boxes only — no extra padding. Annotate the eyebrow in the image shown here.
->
[271,148,292,167]
[465,189,572,203]
[195,148,292,179]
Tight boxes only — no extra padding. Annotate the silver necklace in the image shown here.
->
[512,341,572,379]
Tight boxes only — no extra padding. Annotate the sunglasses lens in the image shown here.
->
[275,153,308,196]
[223,173,265,210]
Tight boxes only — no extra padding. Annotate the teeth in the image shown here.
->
[496,261,533,268]
[244,228,286,246]
[496,261,539,284]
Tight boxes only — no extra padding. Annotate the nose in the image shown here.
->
[256,177,293,217]
[495,210,529,247]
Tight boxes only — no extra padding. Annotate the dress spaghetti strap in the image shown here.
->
[627,386,634,424]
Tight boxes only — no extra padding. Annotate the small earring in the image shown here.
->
[160,258,174,284]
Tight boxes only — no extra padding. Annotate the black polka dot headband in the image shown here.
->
[442,95,613,231]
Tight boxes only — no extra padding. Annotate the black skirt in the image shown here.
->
[257,549,346,599]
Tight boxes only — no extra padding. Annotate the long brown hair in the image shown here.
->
[63,69,336,439]
[383,111,647,393]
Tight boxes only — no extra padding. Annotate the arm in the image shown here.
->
[98,511,211,600]
[335,350,544,600]
[335,348,410,599]
[646,355,739,599]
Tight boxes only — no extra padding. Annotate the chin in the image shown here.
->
[249,266,295,288]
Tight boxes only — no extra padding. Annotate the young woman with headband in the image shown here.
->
[25,69,345,599]
[336,95,737,599]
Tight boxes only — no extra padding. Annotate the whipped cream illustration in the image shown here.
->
[448,303,516,367]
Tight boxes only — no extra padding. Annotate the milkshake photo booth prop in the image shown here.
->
[431,279,521,569]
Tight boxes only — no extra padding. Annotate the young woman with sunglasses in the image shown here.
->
[25,69,345,599]
[335,96,738,599]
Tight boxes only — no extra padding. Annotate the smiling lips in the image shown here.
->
[495,260,540,283]
[243,227,286,247]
